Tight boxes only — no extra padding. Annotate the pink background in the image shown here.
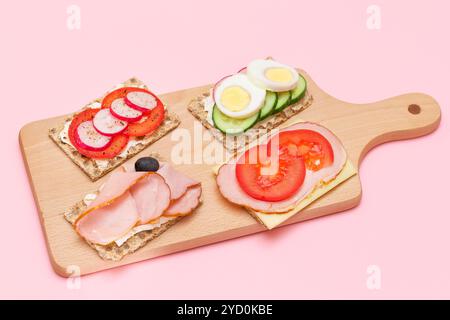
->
[2,0,449,299]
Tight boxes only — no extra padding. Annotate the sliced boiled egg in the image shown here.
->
[213,74,266,119]
[247,59,299,92]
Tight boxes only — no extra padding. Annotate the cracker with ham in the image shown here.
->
[64,157,202,261]
[215,121,357,229]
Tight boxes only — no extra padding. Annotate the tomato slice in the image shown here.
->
[268,129,334,171]
[102,87,165,137]
[73,134,129,159]
[101,87,153,110]
[68,108,129,159]
[123,103,165,136]
[235,144,306,202]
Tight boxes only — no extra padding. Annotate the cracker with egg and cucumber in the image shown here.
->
[214,120,357,229]
[188,59,313,152]
[49,78,180,181]
[65,156,202,261]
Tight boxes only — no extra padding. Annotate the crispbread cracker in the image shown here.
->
[49,77,180,181]
[187,88,313,153]
[64,200,181,261]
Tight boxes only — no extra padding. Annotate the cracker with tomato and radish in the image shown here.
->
[215,120,357,229]
[49,78,180,181]
[188,58,314,153]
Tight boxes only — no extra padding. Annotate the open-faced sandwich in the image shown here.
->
[188,58,313,152]
[49,78,180,181]
[65,156,202,261]
[215,121,357,229]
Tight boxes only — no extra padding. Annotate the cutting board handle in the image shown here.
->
[351,92,441,165]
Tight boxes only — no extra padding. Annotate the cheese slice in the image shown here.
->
[250,160,356,229]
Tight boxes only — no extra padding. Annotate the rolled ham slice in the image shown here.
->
[75,163,202,245]
[164,185,202,217]
[75,170,150,245]
[76,191,139,245]
[130,173,171,224]
[157,163,200,200]
[80,170,149,215]
[216,122,347,213]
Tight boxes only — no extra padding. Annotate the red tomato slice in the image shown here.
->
[68,108,129,159]
[235,145,306,202]
[123,103,165,137]
[268,129,334,171]
[73,134,129,159]
[101,87,153,110]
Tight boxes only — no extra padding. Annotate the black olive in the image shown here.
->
[135,157,160,172]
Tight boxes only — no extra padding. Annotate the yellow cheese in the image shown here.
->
[250,160,356,229]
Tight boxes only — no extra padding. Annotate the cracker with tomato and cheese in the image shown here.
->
[49,78,180,181]
[64,157,202,261]
[215,121,357,229]
[188,59,313,153]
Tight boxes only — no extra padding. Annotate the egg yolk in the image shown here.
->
[265,67,293,83]
[221,86,250,112]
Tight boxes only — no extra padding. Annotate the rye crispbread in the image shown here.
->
[187,87,313,153]
[49,77,180,181]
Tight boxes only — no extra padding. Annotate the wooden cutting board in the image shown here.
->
[19,70,441,277]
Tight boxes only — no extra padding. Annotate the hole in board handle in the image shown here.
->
[408,104,421,115]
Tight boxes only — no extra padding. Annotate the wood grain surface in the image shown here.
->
[19,70,441,277]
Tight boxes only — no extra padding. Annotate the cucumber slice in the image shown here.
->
[274,91,291,113]
[259,91,277,120]
[212,105,259,135]
[289,74,307,104]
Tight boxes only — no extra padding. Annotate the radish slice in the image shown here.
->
[75,121,112,151]
[125,91,157,112]
[93,108,128,136]
[110,98,143,122]
[237,67,247,73]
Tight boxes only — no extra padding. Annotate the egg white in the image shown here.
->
[247,59,299,92]
[213,74,266,119]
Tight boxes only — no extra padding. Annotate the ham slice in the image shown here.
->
[157,164,201,217]
[164,185,202,217]
[157,163,199,200]
[76,191,139,245]
[216,122,347,213]
[75,170,150,245]
[130,173,171,224]
[75,163,201,245]
[83,170,149,211]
